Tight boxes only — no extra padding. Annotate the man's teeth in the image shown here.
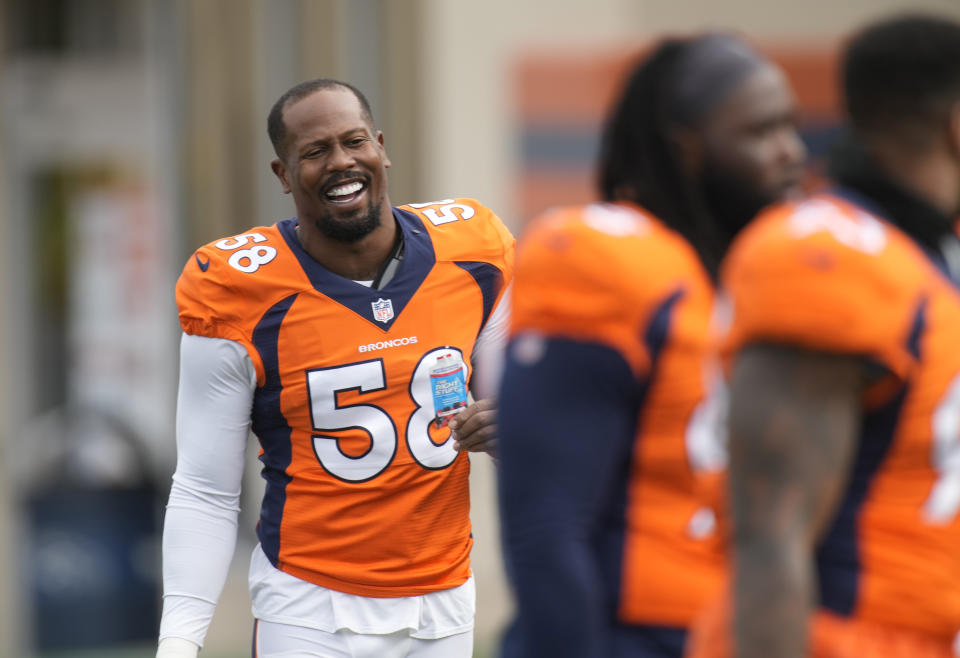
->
[327,181,363,198]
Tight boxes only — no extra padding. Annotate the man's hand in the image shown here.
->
[449,398,498,456]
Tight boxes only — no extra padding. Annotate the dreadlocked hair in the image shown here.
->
[597,38,727,279]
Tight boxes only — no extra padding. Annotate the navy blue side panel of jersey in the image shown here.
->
[498,337,640,658]
[644,289,685,358]
[251,294,298,565]
[816,386,905,615]
[817,299,924,615]
[906,298,926,360]
[597,288,684,614]
[454,261,503,331]
[610,623,687,658]
[501,621,688,658]
[497,288,683,658]
[276,208,436,331]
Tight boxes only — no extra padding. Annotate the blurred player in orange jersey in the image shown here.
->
[155,79,513,658]
[685,13,960,658]
[496,34,805,658]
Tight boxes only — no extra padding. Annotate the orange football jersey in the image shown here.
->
[508,201,726,627]
[721,193,960,644]
[176,198,514,597]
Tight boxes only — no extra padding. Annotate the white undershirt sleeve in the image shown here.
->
[471,282,512,401]
[158,333,257,649]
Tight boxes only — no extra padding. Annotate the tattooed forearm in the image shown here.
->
[728,344,865,658]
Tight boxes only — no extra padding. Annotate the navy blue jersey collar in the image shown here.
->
[277,207,436,331]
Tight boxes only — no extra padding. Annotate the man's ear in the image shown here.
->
[378,131,392,169]
[669,126,704,175]
[271,158,292,194]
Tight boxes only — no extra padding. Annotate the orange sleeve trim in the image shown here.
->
[179,315,266,385]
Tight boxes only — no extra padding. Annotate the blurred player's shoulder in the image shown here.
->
[721,194,933,380]
[722,192,934,301]
[518,201,707,295]
[511,202,712,375]
[728,194,897,271]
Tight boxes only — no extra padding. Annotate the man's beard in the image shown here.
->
[700,163,777,244]
[313,201,383,243]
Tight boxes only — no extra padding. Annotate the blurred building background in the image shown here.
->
[1,0,958,656]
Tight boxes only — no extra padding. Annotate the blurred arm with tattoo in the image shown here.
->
[728,345,867,658]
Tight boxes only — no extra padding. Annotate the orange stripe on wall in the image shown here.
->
[770,46,841,118]
[514,51,640,123]
[514,44,840,122]
[515,170,595,228]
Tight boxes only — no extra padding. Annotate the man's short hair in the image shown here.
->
[843,14,960,141]
[267,78,375,159]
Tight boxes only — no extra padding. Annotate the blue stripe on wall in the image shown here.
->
[518,120,842,170]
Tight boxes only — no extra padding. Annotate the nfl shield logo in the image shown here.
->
[372,298,394,323]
